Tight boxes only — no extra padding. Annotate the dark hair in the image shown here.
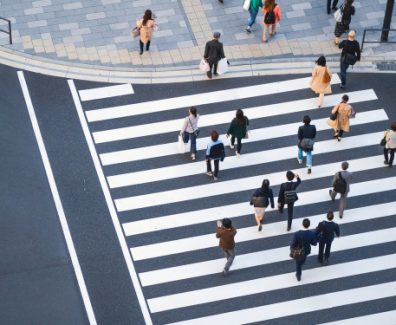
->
[142,9,152,26]
[235,109,245,126]
[342,94,349,102]
[286,170,295,181]
[222,218,232,228]
[316,56,326,67]
[327,210,334,221]
[390,122,396,132]
[341,161,349,170]
[303,115,311,125]
[264,0,275,11]
[302,218,310,228]
[189,106,197,117]
[345,0,354,10]
[261,179,270,194]
[211,130,219,142]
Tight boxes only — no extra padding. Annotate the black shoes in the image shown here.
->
[287,227,291,232]
[258,224,262,231]
[296,274,301,281]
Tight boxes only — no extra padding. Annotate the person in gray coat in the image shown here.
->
[329,161,352,218]
[204,31,225,79]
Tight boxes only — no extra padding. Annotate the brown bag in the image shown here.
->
[322,68,331,83]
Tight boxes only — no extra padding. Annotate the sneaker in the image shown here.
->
[307,168,311,174]
[230,144,234,149]
[258,225,262,231]
[337,137,341,142]
[287,227,291,231]
[213,176,218,181]
[191,154,196,160]
[205,171,213,177]
[246,26,251,33]
[236,152,241,158]
[297,158,303,164]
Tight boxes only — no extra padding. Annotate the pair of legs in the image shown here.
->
[340,60,350,86]
[230,136,242,154]
[298,148,313,169]
[262,24,276,42]
[384,148,395,167]
[318,92,325,107]
[139,40,150,54]
[327,0,339,14]
[206,158,220,177]
[254,207,266,231]
[334,128,344,141]
[279,202,294,230]
[318,239,333,263]
[222,248,235,273]
[206,62,218,79]
[246,9,259,30]
[183,132,197,159]
[295,254,307,281]
[330,190,347,218]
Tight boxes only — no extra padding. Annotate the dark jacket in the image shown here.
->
[227,117,249,139]
[216,227,237,250]
[251,188,275,208]
[341,5,355,26]
[339,39,361,61]
[204,39,225,64]
[206,140,225,161]
[278,177,301,204]
[316,221,340,243]
[290,229,317,256]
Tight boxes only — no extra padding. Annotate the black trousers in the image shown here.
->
[139,40,150,53]
[207,62,218,78]
[231,136,242,153]
[384,148,395,166]
[327,0,338,14]
[279,202,294,229]
[206,159,220,177]
[318,239,333,262]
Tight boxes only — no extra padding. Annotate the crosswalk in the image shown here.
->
[68,75,396,324]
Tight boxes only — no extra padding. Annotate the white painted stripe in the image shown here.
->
[109,127,386,188]
[92,88,376,143]
[123,156,390,236]
[115,153,384,212]
[130,174,396,260]
[67,80,153,325]
[139,207,396,286]
[148,254,396,313]
[18,71,97,325]
[166,282,396,325]
[78,84,134,102]
[318,311,396,325]
[86,75,341,122]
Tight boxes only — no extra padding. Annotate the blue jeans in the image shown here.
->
[340,60,349,86]
[298,147,313,167]
[247,9,259,27]
[183,132,197,154]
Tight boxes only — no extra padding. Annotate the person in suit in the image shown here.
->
[278,171,301,231]
[203,31,225,79]
[316,211,340,265]
[216,218,237,276]
[297,115,317,174]
[329,161,352,218]
[290,218,317,281]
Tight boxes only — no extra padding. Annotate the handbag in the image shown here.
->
[350,106,356,118]
[300,138,314,151]
[131,27,140,39]
[290,237,305,260]
[188,117,200,137]
[330,104,340,121]
[243,0,251,11]
[380,136,387,146]
[199,58,210,72]
[333,172,347,194]
[250,196,264,207]
[343,53,358,65]
[178,135,187,153]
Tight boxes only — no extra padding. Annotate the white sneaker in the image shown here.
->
[191,154,196,160]
[297,158,302,164]
[206,171,213,176]
[230,144,234,149]
[236,152,241,158]
[213,176,218,181]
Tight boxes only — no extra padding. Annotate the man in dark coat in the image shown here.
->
[338,30,360,88]
[316,210,340,265]
[278,170,301,231]
[290,218,317,281]
[297,115,316,174]
[204,31,225,79]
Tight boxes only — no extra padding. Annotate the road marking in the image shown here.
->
[78,84,134,101]
[318,310,396,325]
[18,71,97,325]
[67,80,153,325]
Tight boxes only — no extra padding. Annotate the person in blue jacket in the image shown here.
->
[206,130,225,181]
[316,210,340,265]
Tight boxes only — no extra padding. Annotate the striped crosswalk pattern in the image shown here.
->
[69,75,396,324]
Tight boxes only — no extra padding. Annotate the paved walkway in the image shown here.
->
[0,0,395,70]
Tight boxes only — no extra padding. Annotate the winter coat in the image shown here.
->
[310,65,332,94]
[227,117,249,139]
[136,18,156,44]
[327,102,352,132]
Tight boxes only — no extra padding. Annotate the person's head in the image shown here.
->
[341,161,349,171]
[345,0,354,8]
[222,218,232,228]
[342,94,349,103]
[211,130,219,142]
[264,0,275,10]
[303,115,311,125]
[261,179,270,192]
[316,55,326,67]
[236,109,244,119]
[189,106,197,117]
[327,210,334,221]
[143,9,152,24]
[286,170,295,181]
[390,122,396,132]
[302,218,310,229]
[213,31,221,39]
[348,30,356,40]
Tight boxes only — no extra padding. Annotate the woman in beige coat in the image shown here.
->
[310,56,332,107]
[136,9,156,55]
[327,94,352,141]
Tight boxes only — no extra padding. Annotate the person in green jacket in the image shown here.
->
[226,109,249,158]
[246,0,264,33]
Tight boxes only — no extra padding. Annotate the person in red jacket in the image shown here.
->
[216,218,237,276]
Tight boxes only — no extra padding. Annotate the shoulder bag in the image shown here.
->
[330,104,340,121]
[333,172,347,194]
[290,237,305,260]
[300,138,314,151]
[131,26,140,38]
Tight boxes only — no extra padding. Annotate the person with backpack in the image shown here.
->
[278,171,301,231]
[206,130,225,181]
[297,115,316,174]
[338,30,361,88]
[262,0,281,43]
[329,161,352,218]
[316,211,340,265]
[179,106,200,161]
[245,0,264,33]
[250,179,275,231]
[309,55,332,108]
[334,0,355,45]
[226,109,249,158]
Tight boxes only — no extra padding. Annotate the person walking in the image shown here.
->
[316,210,340,265]
[262,0,281,43]
[136,9,157,55]
[179,106,200,161]
[246,0,264,33]
[206,130,225,181]
[216,218,237,276]
[327,94,352,141]
[290,218,317,281]
[327,0,338,14]
[250,179,275,231]
[297,115,316,174]
[383,122,396,167]
[309,56,332,107]
[338,30,361,88]
[329,161,352,218]
[278,171,301,231]
[226,109,249,158]
[204,32,226,79]
[334,0,355,45]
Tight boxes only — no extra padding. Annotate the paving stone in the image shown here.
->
[292,2,312,10]
[110,22,130,30]
[32,0,52,7]
[291,23,312,31]
[286,10,306,19]
[27,20,48,28]
[63,2,83,10]
[86,12,106,20]
[102,0,120,4]
[24,7,44,15]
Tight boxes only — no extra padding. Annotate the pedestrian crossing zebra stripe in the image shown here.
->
[165,282,396,324]
[115,154,386,212]
[85,75,341,122]
[91,88,376,144]
[130,175,396,261]
[78,84,134,102]
[318,310,396,325]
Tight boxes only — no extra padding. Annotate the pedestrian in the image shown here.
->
[327,0,338,14]
[203,32,226,79]
[206,130,225,181]
[297,115,317,174]
[329,161,352,218]
[226,109,249,158]
[278,171,301,231]
[316,210,340,265]
[383,122,396,167]
[262,0,281,43]
[179,106,200,161]
[327,94,352,141]
[136,9,157,55]
[245,0,264,33]
[250,179,275,231]
[334,0,355,45]
[338,30,360,88]
[290,218,317,281]
[216,218,237,276]
[309,55,332,108]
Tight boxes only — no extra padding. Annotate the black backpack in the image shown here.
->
[333,172,347,194]
[264,5,276,25]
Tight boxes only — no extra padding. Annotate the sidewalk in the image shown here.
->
[0,0,395,80]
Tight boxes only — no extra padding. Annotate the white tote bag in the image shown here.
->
[199,58,210,72]
[334,4,344,22]
[178,135,186,154]
[217,58,228,75]
[243,0,251,11]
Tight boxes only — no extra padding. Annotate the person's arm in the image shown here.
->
[206,142,212,158]
[246,116,249,126]
[338,40,346,50]
[216,227,223,238]
[298,126,303,141]
[220,43,225,59]
[294,176,301,188]
[355,41,361,61]
[275,4,281,21]
[310,231,318,246]
[180,117,188,135]
[269,190,275,209]
[204,42,209,60]
[335,224,340,237]
[226,120,234,136]
[290,233,297,248]
[312,125,317,139]
[278,184,285,203]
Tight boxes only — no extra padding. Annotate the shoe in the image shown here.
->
[337,137,341,142]
[333,133,339,138]
[230,144,234,149]
[297,158,302,164]
[287,227,291,231]
[329,189,335,201]
[258,225,262,231]
[236,152,241,158]
[218,0,223,3]
[191,154,196,160]
[332,6,338,10]
[384,160,389,165]
[318,257,323,264]
[262,39,268,43]
[246,27,251,33]
[213,176,218,181]
[307,168,311,174]
[206,171,213,176]
[222,269,228,276]
[296,274,301,281]
[339,215,343,219]
[139,51,143,55]
[323,259,329,266]
[339,84,345,89]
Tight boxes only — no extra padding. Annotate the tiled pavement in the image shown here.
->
[0,0,395,70]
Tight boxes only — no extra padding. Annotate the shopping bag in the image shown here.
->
[243,0,251,11]
[199,59,210,72]
[217,58,228,75]
[178,135,187,154]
